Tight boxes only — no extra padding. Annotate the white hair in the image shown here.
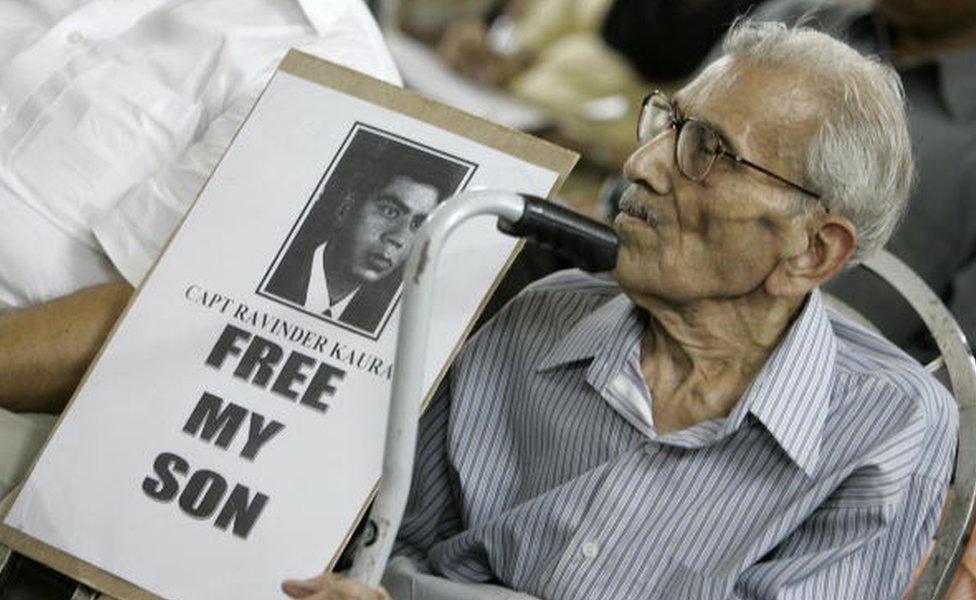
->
[722,20,914,264]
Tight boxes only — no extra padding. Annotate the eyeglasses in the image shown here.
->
[637,91,823,202]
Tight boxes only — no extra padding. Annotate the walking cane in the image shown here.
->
[348,190,618,586]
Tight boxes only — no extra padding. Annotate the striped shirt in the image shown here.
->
[394,270,957,599]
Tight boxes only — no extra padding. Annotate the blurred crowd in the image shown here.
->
[406,0,768,168]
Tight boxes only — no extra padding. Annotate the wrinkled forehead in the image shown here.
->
[372,175,440,213]
[675,56,825,166]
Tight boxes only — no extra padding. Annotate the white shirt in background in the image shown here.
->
[0,0,400,311]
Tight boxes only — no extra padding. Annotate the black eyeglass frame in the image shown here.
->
[638,91,824,203]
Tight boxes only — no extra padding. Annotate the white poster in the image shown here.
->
[1,53,575,599]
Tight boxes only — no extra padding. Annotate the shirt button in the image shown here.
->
[580,541,600,559]
[67,31,87,44]
[643,443,657,456]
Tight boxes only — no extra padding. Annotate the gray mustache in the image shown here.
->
[619,188,661,227]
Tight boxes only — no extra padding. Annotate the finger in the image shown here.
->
[281,575,331,598]
[281,580,316,598]
[326,577,392,600]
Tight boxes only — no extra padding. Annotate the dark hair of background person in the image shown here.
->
[601,0,768,82]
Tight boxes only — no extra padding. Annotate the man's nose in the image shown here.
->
[623,133,675,196]
[381,222,408,249]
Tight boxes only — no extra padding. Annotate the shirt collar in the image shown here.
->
[537,287,837,476]
[306,242,359,316]
[728,290,837,476]
[536,293,645,394]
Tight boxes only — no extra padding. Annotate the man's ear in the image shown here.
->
[766,214,858,298]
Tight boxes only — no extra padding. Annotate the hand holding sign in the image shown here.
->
[282,572,389,600]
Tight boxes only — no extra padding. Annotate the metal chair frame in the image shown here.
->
[853,250,976,599]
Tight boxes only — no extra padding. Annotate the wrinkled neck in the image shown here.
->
[634,291,804,431]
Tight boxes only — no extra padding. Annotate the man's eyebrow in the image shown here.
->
[672,96,740,154]
[375,193,409,212]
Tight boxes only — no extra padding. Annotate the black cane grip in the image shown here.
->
[498,195,618,272]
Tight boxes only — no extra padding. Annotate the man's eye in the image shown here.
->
[378,204,402,219]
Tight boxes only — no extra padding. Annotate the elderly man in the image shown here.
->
[285,20,956,600]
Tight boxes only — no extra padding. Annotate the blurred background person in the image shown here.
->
[602,0,770,86]
[423,0,768,170]
[433,0,646,169]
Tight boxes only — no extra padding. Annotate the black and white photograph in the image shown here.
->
[258,124,477,340]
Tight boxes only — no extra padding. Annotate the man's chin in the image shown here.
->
[611,260,689,305]
[351,267,394,284]
[610,263,655,297]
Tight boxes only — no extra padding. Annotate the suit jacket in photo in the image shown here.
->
[263,238,402,336]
